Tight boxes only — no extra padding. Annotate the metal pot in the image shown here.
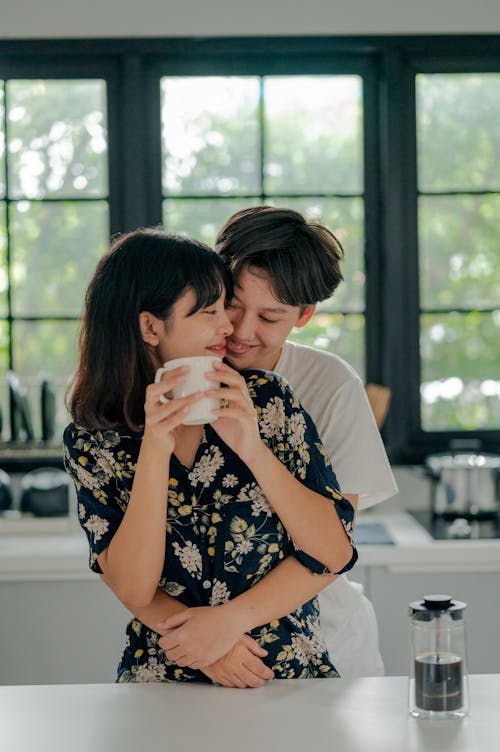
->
[425,452,500,518]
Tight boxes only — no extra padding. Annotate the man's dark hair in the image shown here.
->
[215,205,344,306]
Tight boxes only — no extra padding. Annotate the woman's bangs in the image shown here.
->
[188,262,233,314]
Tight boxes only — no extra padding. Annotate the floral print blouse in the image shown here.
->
[63,370,357,683]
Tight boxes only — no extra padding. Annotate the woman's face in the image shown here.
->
[156,288,233,364]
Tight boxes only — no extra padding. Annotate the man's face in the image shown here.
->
[224,267,313,372]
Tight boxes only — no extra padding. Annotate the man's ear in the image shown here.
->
[294,305,316,329]
[138,311,163,346]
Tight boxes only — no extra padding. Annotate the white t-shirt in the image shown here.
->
[275,341,397,509]
[274,340,398,677]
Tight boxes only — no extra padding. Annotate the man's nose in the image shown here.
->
[230,311,254,341]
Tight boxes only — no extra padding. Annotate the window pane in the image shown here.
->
[419,195,500,310]
[12,320,79,440]
[161,77,260,196]
[163,198,255,248]
[289,312,365,379]
[264,76,363,195]
[0,201,7,316]
[0,320,9,440]
[271,196,364,313]
[417,73,500,192]
[420,311,500,430]
[9,200,108,316]
[0,82,5,197]
[7,79,108,199]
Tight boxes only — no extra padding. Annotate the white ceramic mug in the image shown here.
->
[154,355,221,425]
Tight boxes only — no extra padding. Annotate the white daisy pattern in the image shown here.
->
[172,541,202,579]
[188,445,224,488]
[288,411,306,451]
[260,396,285,440]
[237,482,274,518]
[210,579,231,606]
[222,473,238,488]
[83,514,109,542]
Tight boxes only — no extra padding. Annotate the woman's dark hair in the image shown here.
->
[68,228,232,431]
[215,205,344,306]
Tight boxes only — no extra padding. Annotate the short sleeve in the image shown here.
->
[63,423,128,573]
[244,371,358,576]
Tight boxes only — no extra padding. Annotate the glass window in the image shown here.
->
[0,78,109,442]
[161,74,366,376]
[416,73,500,432]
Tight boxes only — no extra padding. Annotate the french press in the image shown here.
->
[408,594,469,719]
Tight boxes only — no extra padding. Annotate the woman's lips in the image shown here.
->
[207,344,227,356]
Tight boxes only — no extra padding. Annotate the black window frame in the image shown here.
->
[0,35,499,471]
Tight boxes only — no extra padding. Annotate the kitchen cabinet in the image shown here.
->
[0,579,129,685]
[368,566,500,676]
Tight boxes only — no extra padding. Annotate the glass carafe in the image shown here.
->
[408,594,469,719]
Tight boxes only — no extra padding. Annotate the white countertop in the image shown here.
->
[0,675,498,752]
[1,510,500,581]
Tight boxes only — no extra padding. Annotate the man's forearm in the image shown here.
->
[100,572,186,631]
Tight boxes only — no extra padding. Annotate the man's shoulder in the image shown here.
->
[279,341,362,385]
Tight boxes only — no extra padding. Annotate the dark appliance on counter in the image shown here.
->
[40,378,56,442]
[20,468,70,517]
[416,450,500,540]
[7,370,35,442]
[0,468,13,511]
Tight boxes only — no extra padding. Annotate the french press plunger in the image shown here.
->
[408,594,469,719]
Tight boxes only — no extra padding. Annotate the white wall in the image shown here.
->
[1,0,500,39]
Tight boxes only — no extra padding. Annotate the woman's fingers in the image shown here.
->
[206,386,254,412]
[145,391,203,424]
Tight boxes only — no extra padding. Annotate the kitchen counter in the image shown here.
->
[2,510,500,581]
[1,675,498,752]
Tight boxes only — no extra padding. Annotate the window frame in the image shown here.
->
[0,35,499,469]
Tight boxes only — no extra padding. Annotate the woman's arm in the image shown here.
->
[97,376,203,607]
[207,363,356,575]
[244,443,353,574]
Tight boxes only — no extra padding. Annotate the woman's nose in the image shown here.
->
[220,311,233,336]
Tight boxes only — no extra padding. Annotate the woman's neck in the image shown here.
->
[173,423,204,469]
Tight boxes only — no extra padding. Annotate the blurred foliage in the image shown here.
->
[419,195,500,310]
[417,74,500,192]
[7,79,107,199]
[0,79,108,441]
[288,313,365,378]
[9,200,108,316]
[263,76,363,195]
[420,311,500,430]
[0,73,499,441]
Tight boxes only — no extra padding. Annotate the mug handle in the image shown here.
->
[154,366,169,404]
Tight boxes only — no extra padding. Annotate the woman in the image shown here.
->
[64,228,357,683]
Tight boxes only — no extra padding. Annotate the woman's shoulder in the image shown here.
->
[241,368,295,401]
[63,422,142,456]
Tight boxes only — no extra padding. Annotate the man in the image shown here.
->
[215,205,397,677]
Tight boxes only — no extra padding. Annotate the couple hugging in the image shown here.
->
[64,206,397,685]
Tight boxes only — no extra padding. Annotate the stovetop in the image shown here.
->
[410,509,500,540]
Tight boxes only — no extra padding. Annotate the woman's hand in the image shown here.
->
[157,603,248,669]
[201,635,274,688]
[142,365,204,455]
[205,361,262,465]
